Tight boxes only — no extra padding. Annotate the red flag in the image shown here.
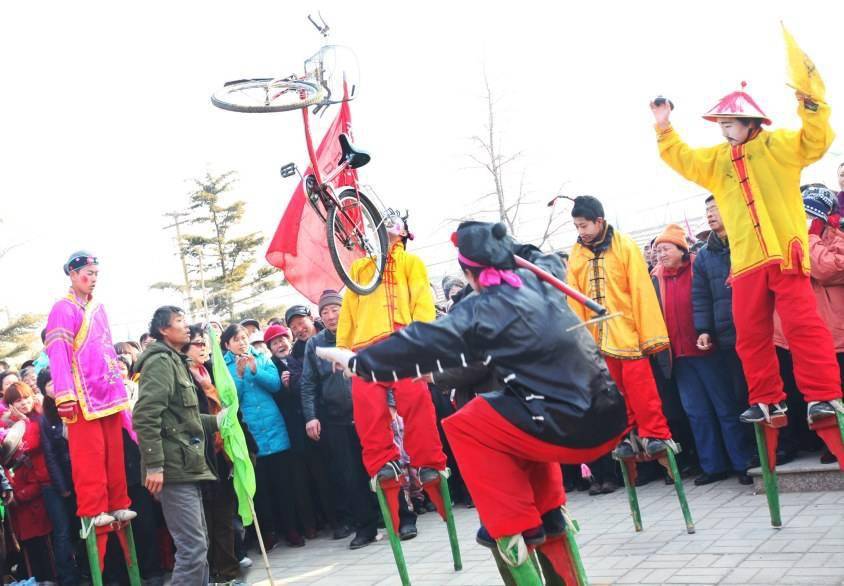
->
[265,100,357,302]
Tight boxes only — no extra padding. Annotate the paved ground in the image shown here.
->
[242,479,844,585]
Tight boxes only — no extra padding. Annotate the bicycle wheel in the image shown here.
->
[326,188,388,296]
[211,78,326,113]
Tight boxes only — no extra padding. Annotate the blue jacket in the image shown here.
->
[691,232,737,348]
[225,348,290,456]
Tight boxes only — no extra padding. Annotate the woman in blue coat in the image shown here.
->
[222,324,304,547]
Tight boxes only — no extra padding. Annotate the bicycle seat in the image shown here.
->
[338,134,370,169]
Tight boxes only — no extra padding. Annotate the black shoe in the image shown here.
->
[601,480,619,494]
[411,497,427,515]
[285,530,305,547]
[612,439,635,459]
[464,495,475,509]
[807,401,836,424]
[423,500,437,513]
[418,467,441,485]
[349,533,376,550]
[575,478,591,492]
[541,508,566,538]
[588,480,602,496]
[399,522,418,541]
[475,524,545,548]
[522,525,546,546]
[377,461,403,483]
[332,524,353,540]
[476,525,495,548]
[694,471,730,486]
[740,402,787,424]
[737,471,753,485]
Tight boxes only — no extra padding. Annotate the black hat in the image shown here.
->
[570,196,605,220]
[454,222,515,270]
[63,250,98,276]
[239,318,260,330]
[284,304,312,324]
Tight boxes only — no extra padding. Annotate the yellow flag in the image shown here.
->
[782,22,826,103]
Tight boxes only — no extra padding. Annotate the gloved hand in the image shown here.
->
[809,217,826,236]
[57,401,78,424]
[315,347,357,377]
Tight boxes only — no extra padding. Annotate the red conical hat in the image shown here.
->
[702,82,772,125]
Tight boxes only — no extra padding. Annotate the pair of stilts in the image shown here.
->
[374,467,590,585]
[80,516,141,586]
[752,410,844,526]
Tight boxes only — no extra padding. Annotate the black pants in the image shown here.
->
[428,386,470,504]
[320,422,379,538]
[202,479,240,581]
[21,535,54,581]
[255,451,299,538]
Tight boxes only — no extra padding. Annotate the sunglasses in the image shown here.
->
[190,341,208,348]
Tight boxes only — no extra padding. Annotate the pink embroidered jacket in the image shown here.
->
[45,293,129,420]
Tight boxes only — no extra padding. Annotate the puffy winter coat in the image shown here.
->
[774,224,844,352]
[692,232,737,348]
[300,328,354,425]
[134,341,218,484]
[6,417,53,541]
[225,348,289,457]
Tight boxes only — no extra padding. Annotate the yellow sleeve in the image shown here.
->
[767,101,834,168]
[336,265,360,350]
[406,254,436,324]
[565,250,590,324]
[623,238,669,354]
[656,125,720,192]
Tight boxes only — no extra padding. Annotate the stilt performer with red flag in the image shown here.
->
[320,221,628,584]
[651,25,844,469]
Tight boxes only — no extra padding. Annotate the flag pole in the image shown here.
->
[248,498,276,586]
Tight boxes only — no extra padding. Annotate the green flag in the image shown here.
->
[208,327,256,525]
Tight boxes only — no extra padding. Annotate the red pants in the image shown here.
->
[732,266,842,405]
[604,356,671,439]
[442,397,622,538]
[67,413,130,517]
[352,377,447,477]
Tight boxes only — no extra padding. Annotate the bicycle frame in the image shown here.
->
[299,106,380,257]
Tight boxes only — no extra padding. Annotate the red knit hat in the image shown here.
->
[654,224,689,252]
[263,324,291,345]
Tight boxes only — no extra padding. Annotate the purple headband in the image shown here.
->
[458,253,523,289]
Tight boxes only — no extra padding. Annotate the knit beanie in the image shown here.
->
[802,184,836,221]
[318,289,343,315]
[654,224,689,252]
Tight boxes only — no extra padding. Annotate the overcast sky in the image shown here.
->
[2,1,842,339]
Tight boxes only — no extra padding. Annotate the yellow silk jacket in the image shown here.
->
[568,228,669,359]
[657,101,834,278]
[337,242,436,351]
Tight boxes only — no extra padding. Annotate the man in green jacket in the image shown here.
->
[134,306,224,586]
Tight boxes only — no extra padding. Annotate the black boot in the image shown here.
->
[693,471,729,486]
[349,532,376,550]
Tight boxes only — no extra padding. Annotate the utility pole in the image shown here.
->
[163,211,195,318]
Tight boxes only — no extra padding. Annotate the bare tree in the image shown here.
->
[468,73,568,249]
